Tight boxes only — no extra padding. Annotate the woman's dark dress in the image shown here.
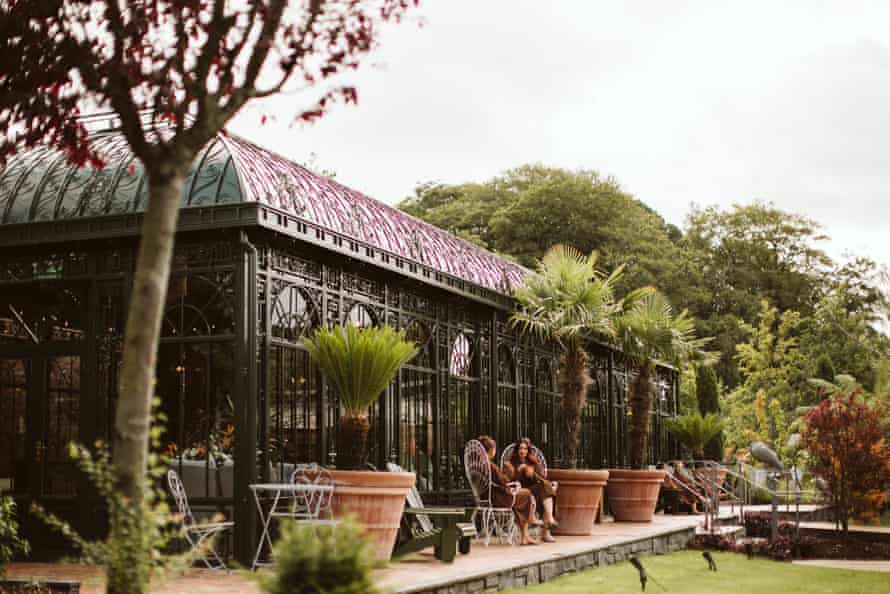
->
[488,461,535,527]
[506,457,555,514]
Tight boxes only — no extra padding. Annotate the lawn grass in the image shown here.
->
[503,550,890,594]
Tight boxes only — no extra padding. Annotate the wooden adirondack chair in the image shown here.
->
[387,463,476,562]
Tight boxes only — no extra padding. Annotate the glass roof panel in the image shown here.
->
[187,139,227,206]
[106,158,143,215]
[0,151,32,223]
[216,158,243,204]
[0,127,525,295]
[31,152,73,221]
[5,147,52,224]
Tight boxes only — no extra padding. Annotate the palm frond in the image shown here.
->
[614,290,712,367]
[510,244,621,347]
[665,412,724,456]
[302,324,419,415]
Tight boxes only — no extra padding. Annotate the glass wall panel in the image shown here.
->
[159,342,235,499]
[0,359,28,494]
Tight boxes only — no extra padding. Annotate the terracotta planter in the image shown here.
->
[606,469,665,522]
[548,469,609,535]
[328,469,415,561]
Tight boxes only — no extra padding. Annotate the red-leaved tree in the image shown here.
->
[0,1,415,590]
[802,390,890,537]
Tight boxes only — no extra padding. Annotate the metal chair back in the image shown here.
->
[167,469,196,528]
[464,439,494,508]
[290,462,335,518]
[499,442,548,474]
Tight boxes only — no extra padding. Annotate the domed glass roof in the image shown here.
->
[0,132,243,225]
[0,130,526,293]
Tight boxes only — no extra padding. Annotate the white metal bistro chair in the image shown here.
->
[463,439,517,545]
[285,463,338,527]
[167,469,233,570]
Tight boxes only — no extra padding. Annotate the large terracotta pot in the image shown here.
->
[606,469,665,522]
[328,469,415,561]
[548,469,609,535]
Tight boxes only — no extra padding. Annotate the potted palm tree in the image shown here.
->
[511,245,622,535]
[608,291,712,522]
[302,323,418,560]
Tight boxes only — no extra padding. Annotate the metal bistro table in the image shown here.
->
[249,482,336,570]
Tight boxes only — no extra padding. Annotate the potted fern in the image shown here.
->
[511,245,624,535]
[608,291,712,521]
[302,323,418,560]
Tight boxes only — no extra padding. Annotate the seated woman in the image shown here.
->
[476,435,539,545]
[504,437,557,542]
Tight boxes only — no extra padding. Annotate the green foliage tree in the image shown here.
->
[399,165,681,296]
[666,413,724,460]
[511,245,625,468]
[614,291,712,468]
[695,365,723,460]
[257,518,379,594]
[679,202,831,386]
[302,324,418,470]
[800,289,890,396]
[724,301,807,457]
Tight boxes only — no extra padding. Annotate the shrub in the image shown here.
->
[696,365,724,460]
[257,518,379,594]
[31,403,189,594]
[802,389,890,536]
[0,496,30,576]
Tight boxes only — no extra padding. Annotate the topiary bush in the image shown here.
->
[257,517,379,594]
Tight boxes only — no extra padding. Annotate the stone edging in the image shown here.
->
[396,527,696,594]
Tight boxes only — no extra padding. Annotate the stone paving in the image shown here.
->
[2,563,261,594]
[793,560,890,573]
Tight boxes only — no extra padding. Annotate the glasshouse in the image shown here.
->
[0,119,679,563]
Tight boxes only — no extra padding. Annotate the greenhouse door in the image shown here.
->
[0,354,81,500]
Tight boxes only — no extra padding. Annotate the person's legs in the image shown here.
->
[514,489,538,545]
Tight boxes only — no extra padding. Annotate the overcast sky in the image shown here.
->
[229,1,890,270]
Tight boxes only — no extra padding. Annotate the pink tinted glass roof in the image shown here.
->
[220,133,527,294]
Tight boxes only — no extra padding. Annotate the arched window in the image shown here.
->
[449,333,473,377]
[346,303,376,328]
[497,345,515,385]
[162,273,236,337]
[271,285,319,342]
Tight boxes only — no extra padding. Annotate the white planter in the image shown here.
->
[170,459,234,499]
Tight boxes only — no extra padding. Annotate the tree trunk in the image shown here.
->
[558,345,591,469]
[337,413,371,470]
[112,165,188,502]
[108,162,189,594]
[630,360,655,469]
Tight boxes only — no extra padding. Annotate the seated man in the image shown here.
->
[503,437,557,542]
